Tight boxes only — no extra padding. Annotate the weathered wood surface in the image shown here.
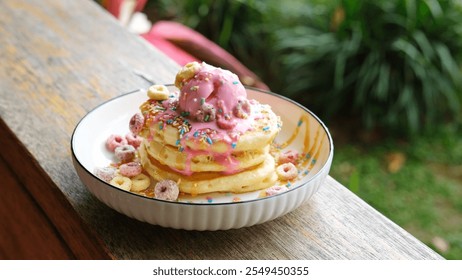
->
[0,0,442,259]
[0,156,73,259]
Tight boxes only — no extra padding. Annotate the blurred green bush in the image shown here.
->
[149,0,462,136]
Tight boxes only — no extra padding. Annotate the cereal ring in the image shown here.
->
[195,103,216,122]
[233,99,251,119]
[216,114,236,129]
[125,132,142,148]
[110,176,131,191]
[278,150,299,164]
[147,84,170,100]
[106,134,127,152]
[265,185,289,196]
[175,61,201,88]
[194,109,205,122]
[119,161,142,177]
[276,162,298,180]
[94,166,117,182]
[154,179,179,201]
[129,113,144,135]
[130,173,151,191]
[114,145,136,162]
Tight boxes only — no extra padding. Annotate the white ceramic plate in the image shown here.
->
[71,87,333,230]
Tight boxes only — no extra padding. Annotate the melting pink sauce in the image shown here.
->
[148,100,260,176]
[145,64,265,176]
[178,63,246,116]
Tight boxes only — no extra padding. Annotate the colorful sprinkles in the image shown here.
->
[136,81,318,204]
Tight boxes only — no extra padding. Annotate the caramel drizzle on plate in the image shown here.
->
[277,114,323,172]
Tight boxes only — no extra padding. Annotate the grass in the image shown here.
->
[329,122,462,259]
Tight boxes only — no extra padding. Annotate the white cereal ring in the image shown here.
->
[119,161,142,177]
[175,61,201,88]
[154,179,179,201]
[276,162,298,180]
[130,173,151,191]
[147,84,170,100]
[110,176,131,191]
[195,103,216,122]
[114,145,136,162]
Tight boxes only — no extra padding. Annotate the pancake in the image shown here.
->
[139,141,278,194]
[133,62,282,195]
[144,138,270,173]
[139,101,280,153]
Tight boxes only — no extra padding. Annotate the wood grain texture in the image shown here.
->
[72,176,441,260]
[0,0,442,259]
[0,156,73,259]
[0,118,111,260]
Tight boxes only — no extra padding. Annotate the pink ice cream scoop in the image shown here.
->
[178,63,247,123]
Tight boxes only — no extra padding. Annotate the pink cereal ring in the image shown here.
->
[216,115,237,129]
[265,185,289,196]
[119,161,142,177]
[279,150,299,164]
[233,99,251,119]
[125,132,142,148]
[154,179,179,201]
[276,162,298,180]
[129,113,144,135]
[115,144,136,162]
[106,134,127,152]
[94,166,117,183]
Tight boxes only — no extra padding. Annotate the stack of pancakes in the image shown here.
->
[137,62,281,195]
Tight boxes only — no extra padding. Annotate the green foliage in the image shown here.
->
[276,0,462,135]
[155,0,462,136]
[154,0,284,88]
[330,123,462,259]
